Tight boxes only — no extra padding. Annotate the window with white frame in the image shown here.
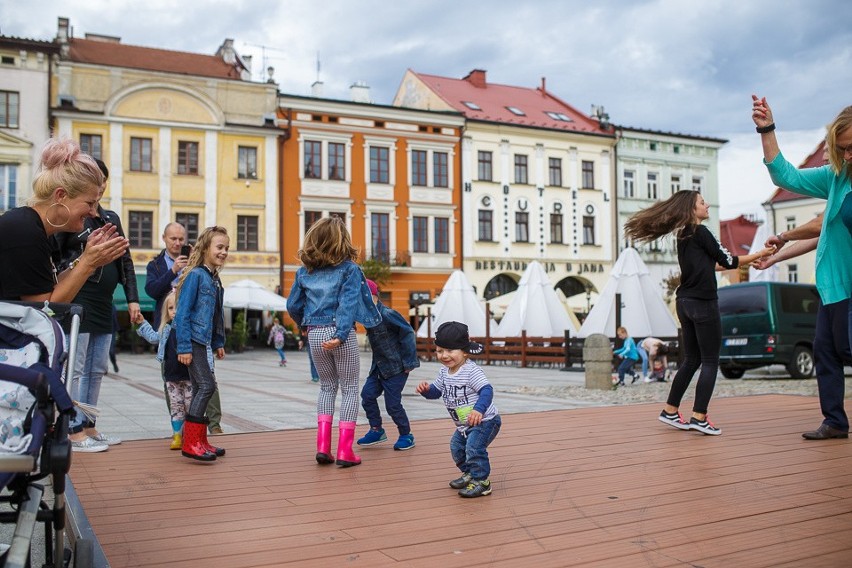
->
[692,176,703,192]
[787,263,798,283]
[514,154,528,184]
[301,134,351,182]
[433,151,448,187]
[478,209,493,241]
[0,164,18,211]
[549,158,563,187]
[238,146,258,179]
[623,170,635,198]
[515,211,529,242]
[582,160,595,189]
[671,174,681,193]
[328,142,345,180]
[80,134,102,160]
[0,91,19,128]
[304,140,322,178]
[370,212,390,262]
[412,150,427,186]
[434,218,449,253]
[130,137,153,172]
[478,151,493,181]
[369,146,389,184]
[583,216,595,245]
[408,144,454,189]
[413,216,429,252]
[647,172,658,199]
[786,216,796,231]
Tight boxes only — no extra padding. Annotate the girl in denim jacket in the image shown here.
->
[174,226,229,462]
[287,217,381,467]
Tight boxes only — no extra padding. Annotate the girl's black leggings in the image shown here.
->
[667,297,721,414]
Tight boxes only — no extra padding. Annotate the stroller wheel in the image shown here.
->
[73,538,94,568]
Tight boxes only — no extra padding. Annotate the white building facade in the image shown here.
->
[0,36,58,210]
[616,128,726,286]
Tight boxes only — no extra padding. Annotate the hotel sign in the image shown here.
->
[473,260,605,275]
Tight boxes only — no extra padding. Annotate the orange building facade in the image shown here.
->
[277,94,465,319]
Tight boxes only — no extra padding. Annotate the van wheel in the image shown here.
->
[787,346,815,380]
[720,366,745,379]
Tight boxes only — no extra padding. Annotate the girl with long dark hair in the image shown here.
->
[625,191,773,435]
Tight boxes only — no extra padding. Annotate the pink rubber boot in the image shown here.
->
[316,414,334,464]
[336,421,361,467]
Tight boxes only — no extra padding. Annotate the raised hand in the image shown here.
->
[751,94,774,128]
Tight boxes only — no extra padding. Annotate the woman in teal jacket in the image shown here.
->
[753,96,852,440]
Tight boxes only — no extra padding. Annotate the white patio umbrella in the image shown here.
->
[223,279,288,311]
[494,261,580,337]
[416,270,497,337]
[577,247,677,338]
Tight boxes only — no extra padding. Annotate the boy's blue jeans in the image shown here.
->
[450,415,502,481]
[361,371,410,435]
[617,357,638,382]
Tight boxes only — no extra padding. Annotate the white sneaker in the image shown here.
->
[71,437,109,453]
[643,376,654,383]
[90,432,122,446]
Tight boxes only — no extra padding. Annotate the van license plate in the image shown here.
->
[725,338,748,346]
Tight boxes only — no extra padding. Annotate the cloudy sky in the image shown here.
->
[3,0,850,219]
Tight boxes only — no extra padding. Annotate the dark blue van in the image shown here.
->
[718,282,819,379]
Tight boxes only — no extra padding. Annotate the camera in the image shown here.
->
[180,245,191,257]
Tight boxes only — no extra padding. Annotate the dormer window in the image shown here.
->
[506,106,526,116]
[545,111,572,122]
[463,101,481,110]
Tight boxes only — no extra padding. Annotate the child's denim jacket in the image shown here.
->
[287,260,380,342]
[366,301,420,379]
[175,266,225,355]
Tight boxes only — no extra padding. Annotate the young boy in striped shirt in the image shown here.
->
[416,321,501,498]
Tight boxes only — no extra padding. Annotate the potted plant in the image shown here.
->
[228,311,249,353]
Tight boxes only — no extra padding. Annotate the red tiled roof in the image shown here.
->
[719,215,760,254]
[68,38,244,80]
[411,69,613,135]
[765,139,827,204]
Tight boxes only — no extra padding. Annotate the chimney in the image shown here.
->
[540,77,546,96]
[216,38,237,64]
[57,17,70,58]
[311,80,324,98]
[349,81,371,103]
[463,69,487,88]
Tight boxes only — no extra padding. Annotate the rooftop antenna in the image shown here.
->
[316,51,321,83]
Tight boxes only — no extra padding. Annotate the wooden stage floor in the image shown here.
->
[69,395,852,567]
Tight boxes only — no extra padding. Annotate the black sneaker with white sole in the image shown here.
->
[689,417,721,435]
[658,410,690,430]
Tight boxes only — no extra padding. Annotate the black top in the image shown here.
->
[676,224,739,301]
[0,207,56,300]
[163,327,190,382]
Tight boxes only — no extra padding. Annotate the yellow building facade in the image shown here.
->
[50,20,281,295]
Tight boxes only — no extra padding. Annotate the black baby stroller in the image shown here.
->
[0,302,91,568]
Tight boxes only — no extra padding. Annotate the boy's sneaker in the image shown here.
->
[631,373,639,384]
[643,376,654,383]
[689,417,722,435]
[459,479,492,498]
[90,432,122,446]
[658,410,690,430]
[357,428,387,446]
[448,472,472,489]
[393,434,415,451]
[71,437,109,453]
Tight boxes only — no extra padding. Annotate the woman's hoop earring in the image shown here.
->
[45,201,71,228]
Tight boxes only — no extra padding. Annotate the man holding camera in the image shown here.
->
[146,222,224,434]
